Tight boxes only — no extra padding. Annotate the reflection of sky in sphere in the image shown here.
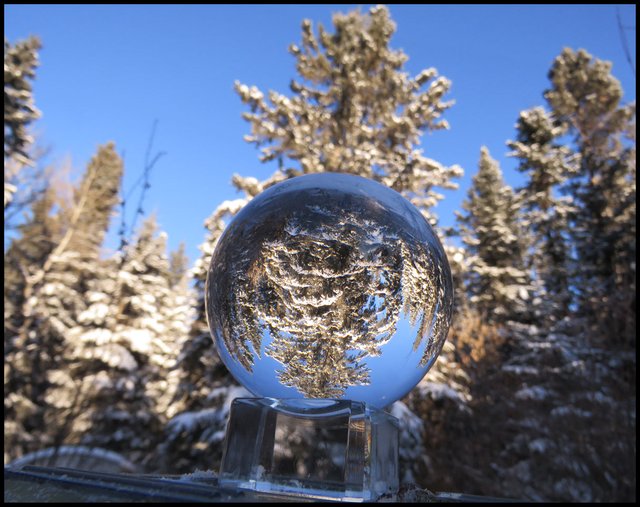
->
[207,173,453,410]
[345,313,438,407]
[219,314,435,409]
[217,329,300,400]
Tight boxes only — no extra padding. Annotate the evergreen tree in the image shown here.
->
[4,35,53,239]
[544,48,635,345]
[186,5,462,406]
[234,5,462,223]
[507,107,577,322]
[4,143,123,463]
[161,199,248,473]
[443,244,470,318]
[45,215,193,467]
[4,187,60,342]
[3,35,41,166]
[172,5,463,475]
[114,216,193,421]
[177,199,249,413]
[4,36,42,209]
[457,147,531,323]
[4,186,60,462]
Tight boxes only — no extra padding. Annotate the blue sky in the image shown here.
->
[5,4,636,264]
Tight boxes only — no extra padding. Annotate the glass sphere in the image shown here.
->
[206,173,453,409]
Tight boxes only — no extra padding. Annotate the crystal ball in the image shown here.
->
[206,173,453,408]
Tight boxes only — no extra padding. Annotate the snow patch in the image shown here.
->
[502,364,540,375]
[515,385,549,401]
[528,437,552,454]
[550,406,592,418]
[417,381,471,404]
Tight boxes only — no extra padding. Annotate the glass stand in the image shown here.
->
[218,398,399,502]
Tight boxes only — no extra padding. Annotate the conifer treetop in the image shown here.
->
[62,143,123,258]
[4,36,42,168]
[234,5,462,221]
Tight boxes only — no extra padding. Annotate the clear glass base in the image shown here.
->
[218,398,399,502]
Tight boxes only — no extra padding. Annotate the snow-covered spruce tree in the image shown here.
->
[50,215,194,468]
[193,3,462,335]
[457,147,531,324]
[544,48,635,346]
[4,36,42,208]
[162,243,196,413]
[4,187,60,343]
[4,187,61,463]
[4,143,123,464]
[444,244,471,317]
[189,4,462,381]
[4,35,52,238]
[234,5,462,223]
[418,50,635,502]
[177,5,462,478]
[113,214,189,420]
[507,107,577,323]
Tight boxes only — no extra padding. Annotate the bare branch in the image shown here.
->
[120,119,166,255]
[616,6,636,77]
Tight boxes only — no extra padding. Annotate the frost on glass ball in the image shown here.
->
[206,173,453,409]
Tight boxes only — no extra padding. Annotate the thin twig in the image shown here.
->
[117,120,166,256]
[128,119,166,241]
[118,149,128,251]
[616,6,636,77]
